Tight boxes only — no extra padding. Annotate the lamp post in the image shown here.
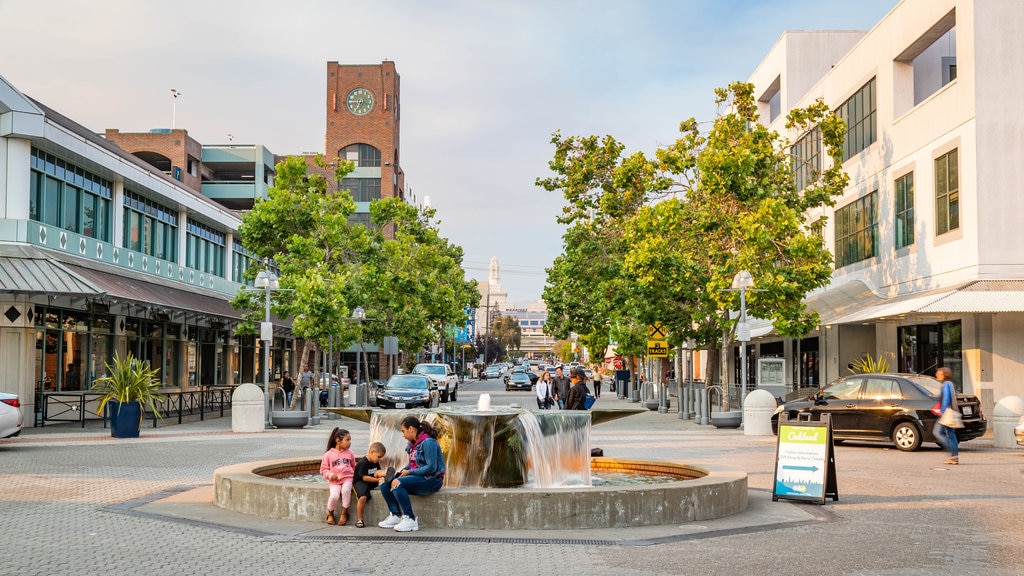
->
[732,270,754,421]
[353,306,366,407]
[170,89,182,130]
[255,270,279,429]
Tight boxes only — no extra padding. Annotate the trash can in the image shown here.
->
[992,395,1024,448]
[743,389,778,436]
[231,383,265,433]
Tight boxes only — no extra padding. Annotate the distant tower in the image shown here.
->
[489,256,500,287]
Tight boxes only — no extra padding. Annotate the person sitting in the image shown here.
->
[352,442,387,528]
[377,416,446,532]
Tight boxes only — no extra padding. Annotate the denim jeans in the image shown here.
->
[380,474,443,520]
[934,422,959,457]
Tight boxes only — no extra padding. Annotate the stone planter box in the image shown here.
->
[710,410,742,429]
[270,411,307,428]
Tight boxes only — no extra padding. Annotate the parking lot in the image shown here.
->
[2,378,1023,575]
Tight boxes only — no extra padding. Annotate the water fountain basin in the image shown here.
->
[213,457,748,529]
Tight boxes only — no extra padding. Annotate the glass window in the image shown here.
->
[340,178,382,202]
[822,378,862,400]
[834,191,878,267]
[864,378,897,400]
[43,176,61,227]
[339,143,382,167]
[836,78,877,161]
[935,149,959,235]
[792,126,821,193]
[895,172,915,249]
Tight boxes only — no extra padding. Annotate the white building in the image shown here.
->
[739,0,1024,414]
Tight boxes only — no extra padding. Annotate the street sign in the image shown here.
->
[647,340,669,358]
[737,321,750,342]
[647,323,667,340]
[383,336,399,355]
[772,414,838,504]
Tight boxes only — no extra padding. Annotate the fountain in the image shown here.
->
[213,394,749,529]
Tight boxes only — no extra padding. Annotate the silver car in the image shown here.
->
[0,392,24,438]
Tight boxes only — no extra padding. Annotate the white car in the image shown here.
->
[0,392,24,439]
[411,363,459,403]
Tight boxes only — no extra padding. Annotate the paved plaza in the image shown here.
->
[2,382,1023,576]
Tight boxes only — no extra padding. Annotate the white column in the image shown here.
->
[1,137,31,223]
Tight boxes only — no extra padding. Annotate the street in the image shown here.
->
[1,377,1022,576]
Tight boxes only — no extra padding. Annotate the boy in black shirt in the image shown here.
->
[353,442,387,527]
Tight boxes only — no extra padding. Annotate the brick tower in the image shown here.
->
[324,61,405,213]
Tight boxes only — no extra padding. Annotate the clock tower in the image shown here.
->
[325,61,405,211]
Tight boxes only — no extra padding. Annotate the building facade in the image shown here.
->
[734,0,1024,414]
[0,76,295,426]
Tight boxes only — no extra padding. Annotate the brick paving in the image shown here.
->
[2,382,1023,575]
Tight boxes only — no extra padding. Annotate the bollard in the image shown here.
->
[231,383,265,433]
[696,387,708,425]
[992,396,1024,449]
[327,383,339,420]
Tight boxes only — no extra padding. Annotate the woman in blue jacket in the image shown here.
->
[378,415,446,532]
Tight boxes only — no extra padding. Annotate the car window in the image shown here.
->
[863,378,898,400]
[388,376,428,390]
[413,365,444,375]
[822,378,862,400]
[904,375,942,397]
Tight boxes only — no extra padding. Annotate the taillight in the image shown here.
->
[930,402,942,416]
[1,398,19,408]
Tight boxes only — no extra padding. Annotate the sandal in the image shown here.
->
[355,519,365,528]
[326,510,336,525]
[338,508,348,526]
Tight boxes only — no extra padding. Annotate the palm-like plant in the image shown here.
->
[848,353,893,374]
[92,352,165,420]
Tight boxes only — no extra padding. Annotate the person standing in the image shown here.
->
[279,371,295,408]
[935,367,961,465]
[535,371,554,410]
[551,366,571,410]
[592,366,602,399]
[564,367,591,410]
[378,416,446,532]
[290,364,313,410]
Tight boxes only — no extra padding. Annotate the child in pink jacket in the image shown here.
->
[320,427,356,525]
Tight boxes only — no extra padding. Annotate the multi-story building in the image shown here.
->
[0,76,295,426]
[734,0,1024,414]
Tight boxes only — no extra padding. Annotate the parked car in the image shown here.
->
[771,373,987,451]
[411,363,459,402]
[0,392,24,439]
[374,374,439,409]
[525,370,539,385]
[505,372,533,392]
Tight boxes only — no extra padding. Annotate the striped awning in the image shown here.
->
[918,281,1024,313]
[0,245,102,295]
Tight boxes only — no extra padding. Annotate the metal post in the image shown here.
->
[262,279,272,429]
[739,284,747,425]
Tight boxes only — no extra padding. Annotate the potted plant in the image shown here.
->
[92,352,165,438]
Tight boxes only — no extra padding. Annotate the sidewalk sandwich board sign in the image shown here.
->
[772,413,838,504]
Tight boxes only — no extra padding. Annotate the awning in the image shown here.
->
[918,281,1024,313]
[66,263,242,320]
[0,244,102,295]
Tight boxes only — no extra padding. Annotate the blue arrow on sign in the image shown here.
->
[782,464,819,472]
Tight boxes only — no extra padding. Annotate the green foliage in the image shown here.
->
[539,81,849,383]
[233,155,479,359]
[490,316,522,352]
[91,352,165,420]
[848,353,893,374]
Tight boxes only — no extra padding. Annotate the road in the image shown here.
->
[1,377,1022,575]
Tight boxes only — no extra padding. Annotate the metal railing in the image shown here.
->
[39,386,235,428]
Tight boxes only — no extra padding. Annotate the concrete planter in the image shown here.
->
[710,410,742,429]
[270,411,307,428]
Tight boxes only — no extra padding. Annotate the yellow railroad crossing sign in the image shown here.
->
[647,340,669,358]
[647,323,667,340]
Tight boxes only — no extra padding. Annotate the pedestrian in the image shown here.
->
[378,415,446,532]
[564,367,591,410]
[290,364,313,410]
[279,371,295,407]
[934,367,962,465]
[352,441,387,528]
[592,366,602,398]
[551,365,571,410]
[320,427,356,525]
[535,371,554,409]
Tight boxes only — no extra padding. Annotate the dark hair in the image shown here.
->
[368,441,386,455]
[326,427,350,451]
[400,415,438,439]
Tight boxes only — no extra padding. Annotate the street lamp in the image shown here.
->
[732,270,755,420]
[170,88,182,130]
[254,270,279,429]
[352,306,366,407]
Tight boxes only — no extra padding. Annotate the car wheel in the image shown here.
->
[892,421,922,451]
[441,387,449,403]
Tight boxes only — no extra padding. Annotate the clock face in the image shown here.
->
[346,88,374,115]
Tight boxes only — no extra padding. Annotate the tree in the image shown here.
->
[539,82,848,406]
[233,155,480,376]
[490,315,522,353]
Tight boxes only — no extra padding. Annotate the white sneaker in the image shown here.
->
[377,514,401,528]
[394,515,419,532]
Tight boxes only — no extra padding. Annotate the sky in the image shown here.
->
[0,0,899,304]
